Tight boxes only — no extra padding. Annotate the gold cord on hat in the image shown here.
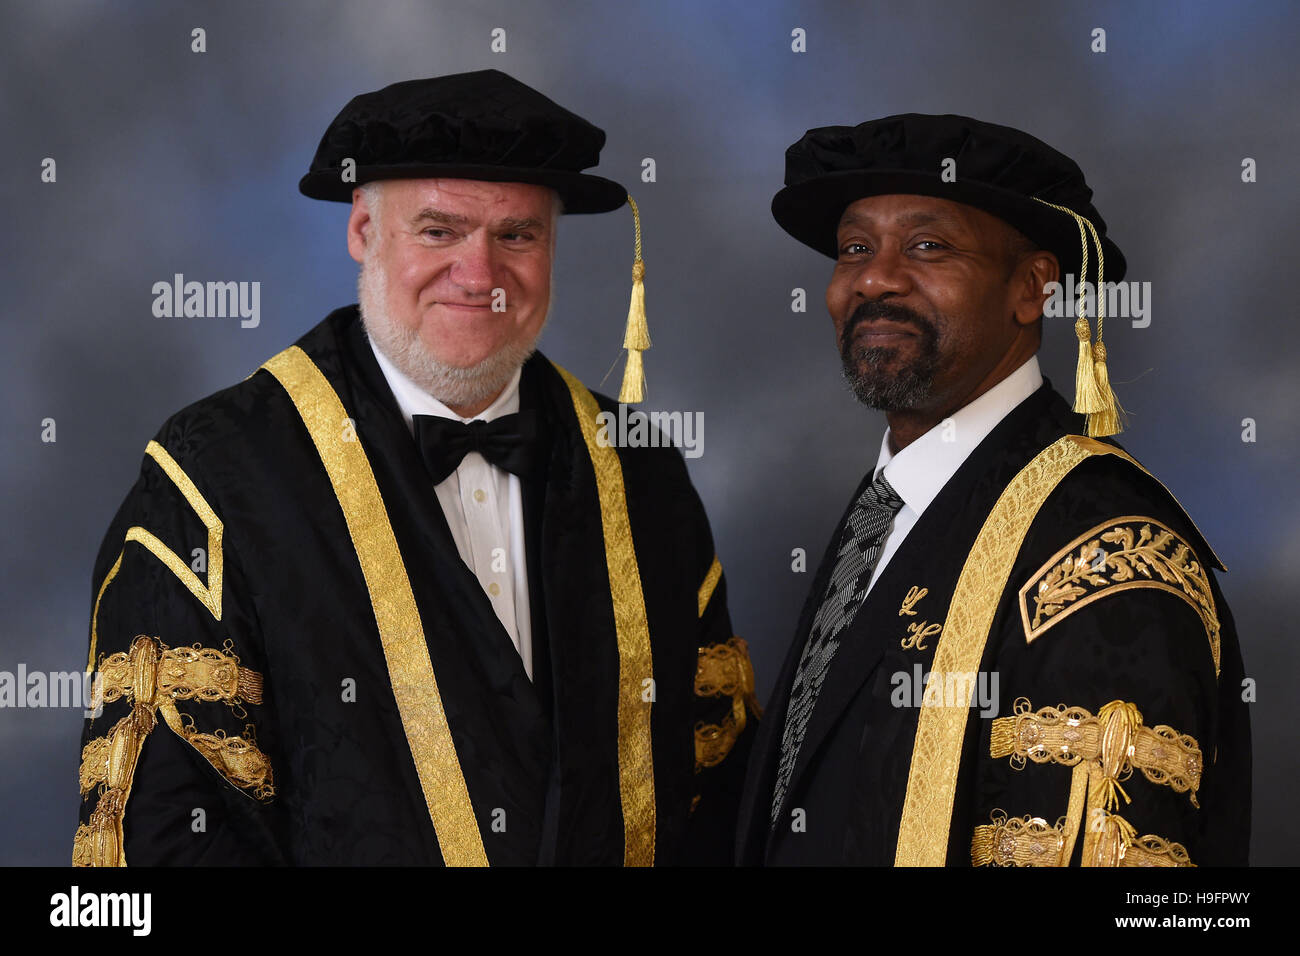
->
[1032,197,1125,436]
[619,194,650,404]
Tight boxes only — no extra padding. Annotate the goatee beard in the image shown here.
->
[839,301,941,411]
[357,250,546,411]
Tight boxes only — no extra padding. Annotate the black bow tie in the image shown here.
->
[412,410,547,485]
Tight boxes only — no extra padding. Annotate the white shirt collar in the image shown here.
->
[872,355,1043,518]
[368,336,521,435]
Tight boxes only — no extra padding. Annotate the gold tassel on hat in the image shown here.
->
[1032,197,1124,436]
[618,194,650,404]
[1078,215,1126,437]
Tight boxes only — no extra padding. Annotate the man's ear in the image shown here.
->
[346,188,375,265]
[1014,250,1059,327]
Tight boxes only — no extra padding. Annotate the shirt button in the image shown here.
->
[488,582,501,596]
[473,489,486,503]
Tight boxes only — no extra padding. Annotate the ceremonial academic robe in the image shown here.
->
[73,306,758,866]
[738,379,1250,867]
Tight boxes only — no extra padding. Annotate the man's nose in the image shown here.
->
[852,244,911,300]
[448,232,497,295]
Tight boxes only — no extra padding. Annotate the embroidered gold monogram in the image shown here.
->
[901,621,942,651]
[897,585,942,650]
[1018,515,1221,675]
[899,585,928,616]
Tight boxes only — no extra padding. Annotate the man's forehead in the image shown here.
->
[836,194,990,232]
[381,177,557,217]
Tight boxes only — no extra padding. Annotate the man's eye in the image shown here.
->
[422,227,453,239]
[839,242,870,256]
[913,240,946,251]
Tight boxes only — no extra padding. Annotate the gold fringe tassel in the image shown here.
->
[1032,197,1123,435]
[619,195,650,404]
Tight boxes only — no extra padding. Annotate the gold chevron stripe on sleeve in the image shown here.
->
[88,441,224,671]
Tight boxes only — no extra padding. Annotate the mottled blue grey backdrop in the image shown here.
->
[2,0,1296,865]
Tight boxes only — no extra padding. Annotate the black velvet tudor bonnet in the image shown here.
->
[300,69,653,403]
[772,112,1128,436]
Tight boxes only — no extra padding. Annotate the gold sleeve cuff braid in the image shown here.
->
[990,697,1203,807]
[971,810,1193,867]
[73,635,272,867]
[1018,516,1221,675]
[975,697,1201,867]
[693,636,761,771]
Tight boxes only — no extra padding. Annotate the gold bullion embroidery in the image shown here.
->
[556,363,656,867]
[88,440,224,670]
[901,621,942,651]
[899,585,928,616]
[156,701,274,799]
[895,434,1124,866]
[697,555,723,618]
[1083,806,1194,867]
[1018,515,1221,676]
[99,641,263,707]
[898,586,941,650]
[971,808,1192,867]
[694,637,762,771]
[990,697,1203,806]
[74,635,161,866]
[263,345,487,867]
[74,634,276,866]
[971,812,1067,866]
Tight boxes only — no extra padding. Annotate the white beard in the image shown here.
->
[357,246,547,410]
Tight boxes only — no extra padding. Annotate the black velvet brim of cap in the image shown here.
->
[299,163,628,214]
[772,170,1127,282]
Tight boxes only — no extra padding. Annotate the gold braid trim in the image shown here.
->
[1019,516,1220,676]
[1084,803,1195,867]
[971,809,1193,867]
[693,637,761,771]
[990,697,1202,807]
[99,640,263,707]
[74,635,274,866]
[697,555,723,618]
[89,440,224,670]
[972,813,1066,866]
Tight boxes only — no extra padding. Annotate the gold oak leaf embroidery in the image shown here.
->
[1018,516,1220,673]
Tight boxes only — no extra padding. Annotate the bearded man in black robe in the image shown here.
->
[73,69,758,867]
[738,113,1250,867]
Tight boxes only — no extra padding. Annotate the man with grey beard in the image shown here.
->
[738,113,1250,867]
[74,70,757,867]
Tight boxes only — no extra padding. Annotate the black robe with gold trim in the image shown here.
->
[737,378,1249,867]
[74,306,758,866]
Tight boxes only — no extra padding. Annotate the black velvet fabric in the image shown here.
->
[771,113,1127,279]
[298,69,627,213]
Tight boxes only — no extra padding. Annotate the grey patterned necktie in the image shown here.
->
[771,471,905,825]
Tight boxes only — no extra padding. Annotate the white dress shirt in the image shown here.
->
[863,355,1044,597]
[369,339,534,680]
